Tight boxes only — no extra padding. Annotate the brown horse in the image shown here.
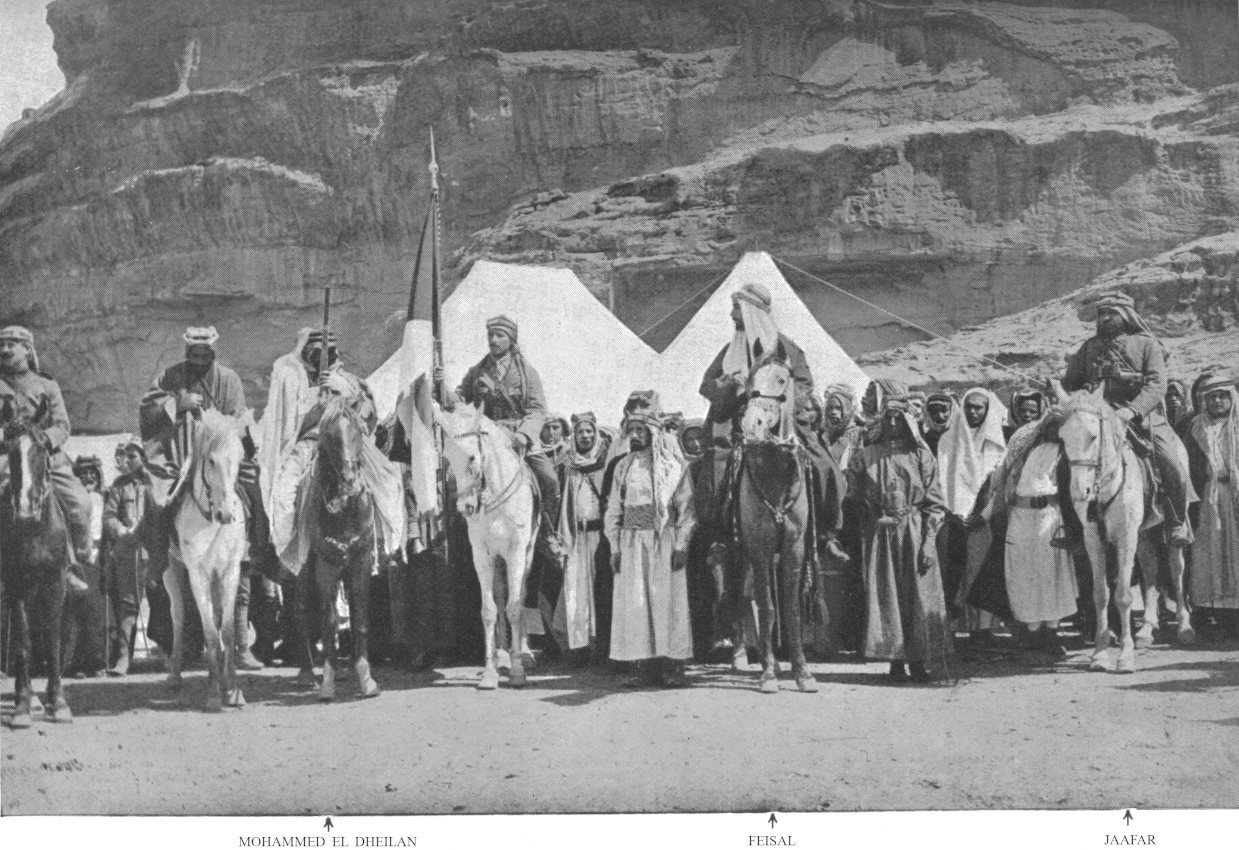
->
[734,357,818,694]
[304,398,380,701]
[1,428,73,727]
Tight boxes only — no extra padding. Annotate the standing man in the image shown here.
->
[1059,292,1195,546]
[605,391,696,688]
[698,282,814,447]
[935,388,1007,646]
[848,394,950,682]
[921,392,955,455]
[455,315,560,525]
[102,441,150,676]
[554,412,608,659]
[1005,387,1046,441]
[0,326,94,566]
[1183,373,1239,628]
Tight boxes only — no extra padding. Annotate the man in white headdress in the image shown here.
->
[936,387,1007,647]
[698,281,814,448]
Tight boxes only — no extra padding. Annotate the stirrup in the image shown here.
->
[1049,526,1073,551]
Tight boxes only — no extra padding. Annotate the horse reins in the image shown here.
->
[455,426,527,514]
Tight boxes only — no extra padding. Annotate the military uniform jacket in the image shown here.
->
[0,370,72,453]
[698,333,814,428]
[103,470,149,566]
[457,352,548,447]
[1062,333,1168,427]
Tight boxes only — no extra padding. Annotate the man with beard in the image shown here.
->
[907,391,927,425]
[605,391,696,688]
[921,392,954,455]
[848,395,950,682]
[1059,292,1195,547]
[936,388,1007,648]
[699,282,813,448]
[1183,373,1239,631]
[554,412,609,660]
[823,384,863,470]
[0,326,94,567]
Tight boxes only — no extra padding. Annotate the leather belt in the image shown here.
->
[576,519,602,532]
[1010,494,1058,510]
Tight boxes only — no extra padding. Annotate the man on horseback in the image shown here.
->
[1058,292,1196,547]
[699,282,813,447]
[452,315,560,524]
[0,326,94,567]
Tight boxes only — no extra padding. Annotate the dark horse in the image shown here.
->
[1,426,73,727]
[301,398,381,701]
[733,357,817,694]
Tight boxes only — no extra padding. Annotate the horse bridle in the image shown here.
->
[453,425,525,515]
[1061,407,1126,513]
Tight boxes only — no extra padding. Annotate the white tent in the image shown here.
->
[654,252,869,418]
[368,260,659,423]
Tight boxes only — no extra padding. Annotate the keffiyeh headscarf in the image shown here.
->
[621,390,684,533]
[565,411,605,470]
[0,325,39,372]
[939,387,1008,516]
[1191,374,1239,494]
[721,283,780,379]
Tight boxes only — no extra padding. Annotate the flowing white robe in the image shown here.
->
[1188,408,1239,609]
[555,469,601,649]
[1004,442,1078,624]
[605,450,696,661]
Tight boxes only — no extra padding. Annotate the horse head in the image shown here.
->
[1057,386,1121,506]
[189,409,243,524]
[741,355,793,443]
[318,398,367,513]
[4,432,51,523]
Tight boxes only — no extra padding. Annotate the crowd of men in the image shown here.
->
[1,281,1235,688]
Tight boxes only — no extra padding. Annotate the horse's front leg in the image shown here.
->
[752,550,778,694]
[164,562,186,690]
[8,599,34,729]
[184,564,224,712]
[1081,515,1113,672]
[40,573,72,721]
[1133,536,1160,650]
[317,556,342,702]
[505,535,531,688]
[474,544,501,690]
[782,534,817,694]
[1112,522,1140,674]
[220,538,245,708]
[293,560,318,688]
[350,546,379,699]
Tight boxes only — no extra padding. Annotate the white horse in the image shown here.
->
[164,409,248,709]
[1056,387,1191,674]
[436,403,539,690]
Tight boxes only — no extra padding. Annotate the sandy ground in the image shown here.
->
[3,632,1237,817]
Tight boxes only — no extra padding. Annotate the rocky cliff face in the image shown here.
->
[1,0,1236,431]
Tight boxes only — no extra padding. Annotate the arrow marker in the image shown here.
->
[324,817,334,832]
[1123,810,1133,825]
[768,813,778,829]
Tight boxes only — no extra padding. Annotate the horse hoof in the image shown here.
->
[759,677,779,694]
[1088,657,1109,673]
[48,698,73,723]
[1134,627,1156,650]
[507,670,529,689]
[478,669,500,690]
[294,669,318,689]
[166,674,184,691]
[9,710,32,730]
[1116,655,1136,674]
[359,678,381,699]
[204,696,223,713]
[1178,626,1196,645]
[226,689,246,708]
[796,675,819,694]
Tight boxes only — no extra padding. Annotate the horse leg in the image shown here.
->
[8,599,33,729]
[163,563,186,690]
[350,554,379,699]
[1133,535,1159,650]
[317,559,340,702]
[219,546,245,708]
[1113,524,1140,674]
[1167,544,1193,644]
[40,573,71,722]
[753,551,778,694]
[1082,519,1113,672]
[506,541,531,689]
[783,541,817,694]
[475,551,501,691]
[184,565,224,712]
[293,561,318,688]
